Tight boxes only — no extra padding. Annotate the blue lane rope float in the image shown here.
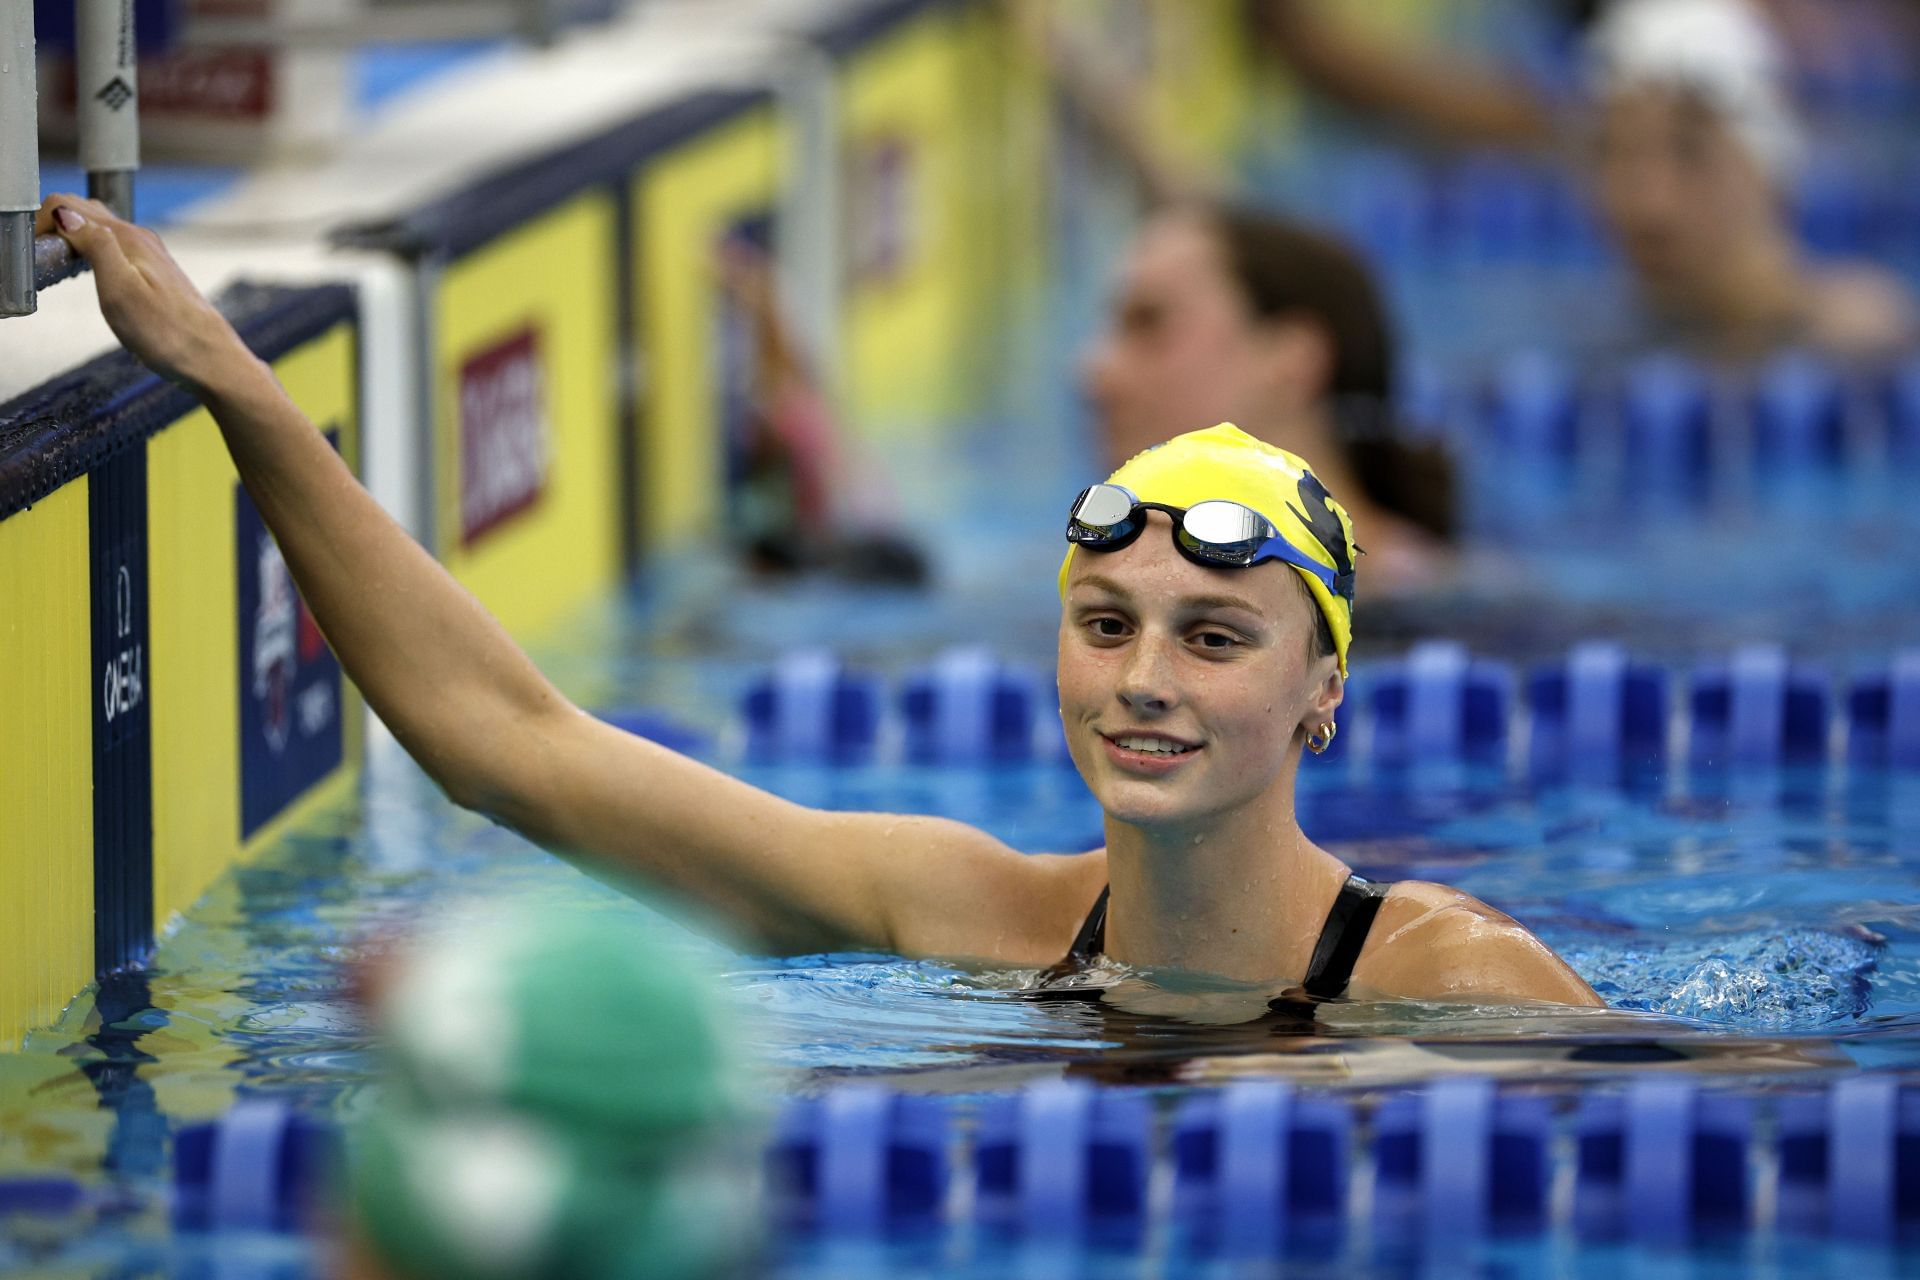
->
[1846,649,1920,770]
[1620,351,1716,494]
[1754,350,1850,469]
[1484,349,1581,467]
[900,647,1045,765]
[172,1100,333,1233]
[1413,347,1920,485]
[737,643,1920,776]
[742,650,882,763]
[1170,1081,1351,1258]
[1888,357,1920,468]
[972,1082,1152,1237]
[1365,640,1512,767]
[1526,641,1670,782]
[768,1087,950,1233]
[1688,645,1832,770]
[162,1078,1920,1249]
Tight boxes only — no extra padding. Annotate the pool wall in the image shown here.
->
[0,285,365,1046]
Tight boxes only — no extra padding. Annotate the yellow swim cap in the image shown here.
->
[1059,424,1358,675]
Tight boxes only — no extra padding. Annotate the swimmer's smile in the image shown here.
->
[1100,729,1203,773]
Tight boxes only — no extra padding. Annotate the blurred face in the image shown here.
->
[1591,86,1780,302]
[1081,214,1307,469]
[1058,513,1340,834]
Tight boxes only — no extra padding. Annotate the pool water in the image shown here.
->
[6,566,1920,1273]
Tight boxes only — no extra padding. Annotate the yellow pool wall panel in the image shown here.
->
[432,193,622,639]
[148,322,365,935]
[0,483,96,1048]
[836,3,978,438]
[633,105,785,550]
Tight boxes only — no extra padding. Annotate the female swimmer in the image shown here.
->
[37,195,1599,1007]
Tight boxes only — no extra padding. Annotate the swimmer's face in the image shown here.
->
[1590,86,1778,303]
[1058,512,1342,832]
[1081,213,1317,469]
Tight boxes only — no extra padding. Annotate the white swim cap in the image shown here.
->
[1585,0,1804,184]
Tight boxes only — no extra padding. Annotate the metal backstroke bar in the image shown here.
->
[1,0,41,316]
[77,0,140,218]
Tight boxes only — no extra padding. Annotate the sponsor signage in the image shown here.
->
[237,431,343,839]
[458,328,550,547]
[89,447,154,974]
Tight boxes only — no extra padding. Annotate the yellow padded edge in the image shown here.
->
[0,482,95,1049]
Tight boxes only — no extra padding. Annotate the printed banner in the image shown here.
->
[235,430,344,840]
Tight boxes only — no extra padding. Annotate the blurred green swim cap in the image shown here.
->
[348,901,759,1280]
[1059,424,1359,675]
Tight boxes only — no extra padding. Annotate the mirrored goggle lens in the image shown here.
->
[1068,484,1139,539]
[1179,500,1274,562]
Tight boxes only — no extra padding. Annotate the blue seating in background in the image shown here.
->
[1367,642,1512,766]
[742,650,882,763]
[900,647,1044,765]
[1846,650,1920,769]
[1687,646,1832,769]
[1526,642,1669,781]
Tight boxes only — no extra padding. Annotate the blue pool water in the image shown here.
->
[7,561,1920,1273]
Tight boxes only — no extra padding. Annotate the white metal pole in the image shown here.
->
[1,0,41,316]
[77,0,138,218]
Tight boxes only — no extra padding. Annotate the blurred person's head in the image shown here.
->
[1585,0,1803,315]
[344,900,758,1280]
[1081,206,1453,543]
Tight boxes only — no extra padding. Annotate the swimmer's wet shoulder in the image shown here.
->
[1347,881,1603,1007]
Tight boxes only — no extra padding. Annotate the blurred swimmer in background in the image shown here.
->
[1245,0,1918,362]
[1080,204,1454,597]
[1584,0,1916,361]
[1018,8,1457,596]
[341,901,758,1280]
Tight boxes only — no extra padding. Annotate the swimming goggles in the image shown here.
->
[1064,483,1340,594]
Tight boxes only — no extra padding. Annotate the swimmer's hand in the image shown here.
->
[35,195,246,395]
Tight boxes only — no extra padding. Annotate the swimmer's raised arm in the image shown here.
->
[41,196,1097,960]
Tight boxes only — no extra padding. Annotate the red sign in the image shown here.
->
[458,329,550,547]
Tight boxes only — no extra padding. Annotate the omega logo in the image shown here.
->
[102,563,144,722]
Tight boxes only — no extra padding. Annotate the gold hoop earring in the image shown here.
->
[1306,721,1338,755]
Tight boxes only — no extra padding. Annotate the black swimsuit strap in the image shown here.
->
[1302,875,1388,999]
[1065,885,1110,962]
[1057,875,1387,999]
